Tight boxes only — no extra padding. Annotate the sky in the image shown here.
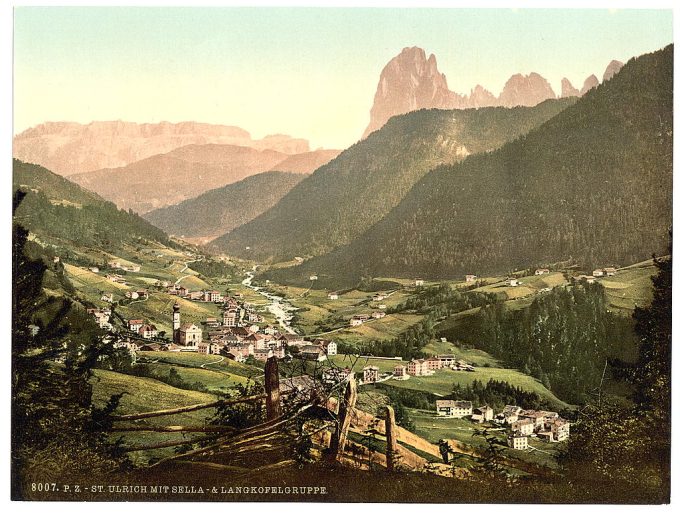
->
[13,7,673,150]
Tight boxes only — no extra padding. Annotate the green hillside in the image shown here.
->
[275,45,672,287]
[211,99,575,260]
[143,171,305,241]
[13,159,175,250]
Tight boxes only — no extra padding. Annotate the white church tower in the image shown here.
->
[172,301,181,343]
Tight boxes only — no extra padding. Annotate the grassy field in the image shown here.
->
[385,367,568,409]
[137,351,263,379]
[600,263,656,313]
[90,369,219,465]
[406,408,562,469]
[421,340,500,367]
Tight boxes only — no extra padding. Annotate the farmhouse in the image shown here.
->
[313,338,337,356]
[414,279,424,287]
[407,359,430,377]
[127,319,144,332]
[393,364,409,380]
[465,274,477,282]
[511,419,535,436]
[371,311,386,319]
[535,268,550,275]
[138,324,158,339]
[592,269,604,277]
[362,365,380,384]
[507,433,529,450]
[328,292,339,300]
[496,405,522,425]
[299,345,327,362]
[507,278,519,287]
[436,400,473,418]
[471,405,495,423]
[603,267,617,276]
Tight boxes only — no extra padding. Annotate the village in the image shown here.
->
[76,258,621,466]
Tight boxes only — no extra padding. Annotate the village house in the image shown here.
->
[435,400,473,418]
[511,419,535,436]
[471,405,495,423]
[244,333,267,350]
[279,333,305,348]
[371,311,386,319]
[507,433,529,450]
[465,274,477,283]
[496,405,522,425]
[378,304,387,310]
[263,325,277,335]
[127,319,144,332]
[603,267,617,276]
[349,314,370,327]
[592,269,605,277]
[89,267,100,273]
[138,342,161,352]
[393,364,409,380]
[519,410,558,432]
[298,345,326,362]
[177,286,189,297]
[138,324,158,339]
[535,268,550,275]
[204,317,220,328]
[362,365,380,384]
[101,293,114,303]
[223,309,239,327]
[437,355,457,368]
[322,367,352,385]
[313,338,337,356]
[414,279,424,287]
[507,278,519,287]
[179,323,202,346]
[426,356,443,371]
[407,359,430,377]
[373,294,385,301]
[203,290,222,303]
[328,292,339,300]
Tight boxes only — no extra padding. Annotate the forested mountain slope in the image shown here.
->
[143,171,306,242]
[272,45,672,287]
[13,159,174,250]
[212,99,575,260]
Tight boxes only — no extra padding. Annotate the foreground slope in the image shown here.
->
[13,159,174,250]
[277,45,672,286]
[212,99,575,260]
[143,171,306,242]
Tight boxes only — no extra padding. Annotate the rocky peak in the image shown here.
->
[469,85,499,108]
[603,60,624,82]
[561,78,580,98]
[498,72,556,108]
[362,47,462,138]
[580,74,600,96]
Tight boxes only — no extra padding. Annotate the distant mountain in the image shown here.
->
[363,46,624,137]
[68,145,338,214]
[143,171,306,243]
[274,45,672,287]
[268,149,341,174]
[498,73,556,107]
[561,78,580,98]
[12,120,311,176]
[211,98,575,260]
[13,159,173,250]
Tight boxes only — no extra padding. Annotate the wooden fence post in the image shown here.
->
[264,356,281,421]
[328,374,357,462]
[384,405,397,471]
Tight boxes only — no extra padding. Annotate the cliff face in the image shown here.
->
[364,46,578,137]
[13,120,310,176]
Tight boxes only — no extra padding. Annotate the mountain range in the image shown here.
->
[266,45,672,288]
[210,98,575,260]
[12,121,312,176]
[68,144,339,214]
[362,46,624,138]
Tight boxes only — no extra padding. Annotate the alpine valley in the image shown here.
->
[12,38,672,504]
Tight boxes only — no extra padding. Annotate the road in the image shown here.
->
[200,356,225,368]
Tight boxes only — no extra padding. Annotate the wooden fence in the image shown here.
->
[107,356,418,471]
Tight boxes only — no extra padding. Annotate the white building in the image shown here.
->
[435,400,473,418]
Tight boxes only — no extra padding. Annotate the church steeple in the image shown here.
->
[173,301,181,343]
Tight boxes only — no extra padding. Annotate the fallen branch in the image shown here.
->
[110,425,237,433]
